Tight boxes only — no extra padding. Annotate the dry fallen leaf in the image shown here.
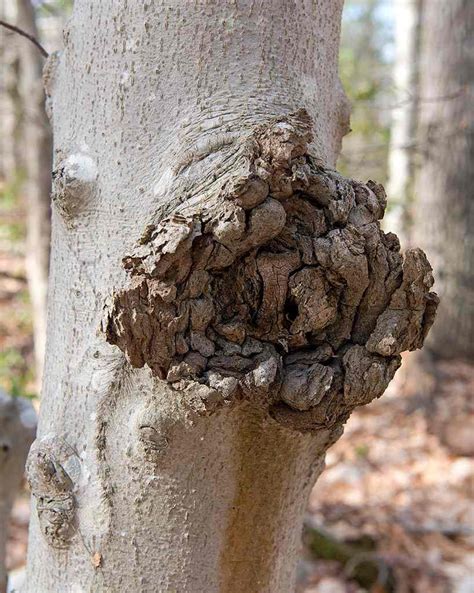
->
[91,552,102,568]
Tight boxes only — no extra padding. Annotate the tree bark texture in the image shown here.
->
[17,0,52,386]
[0,391,36,593]
[23,2,437,592]
[385,0,422,243]
[413,0,473,360]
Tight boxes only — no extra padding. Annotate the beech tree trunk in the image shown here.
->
[385,0,422,243]
[413,0,473,359]
[23,2,437,592]
[17,0,52,386]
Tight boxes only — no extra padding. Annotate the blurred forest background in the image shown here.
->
[0,1,472,592]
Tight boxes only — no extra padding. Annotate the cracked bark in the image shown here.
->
[103,113,436,432]
[23,2,436,592]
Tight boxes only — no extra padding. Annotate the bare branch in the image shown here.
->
[0,19,49,58]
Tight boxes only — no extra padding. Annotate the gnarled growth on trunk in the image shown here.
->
[103,111,437,431]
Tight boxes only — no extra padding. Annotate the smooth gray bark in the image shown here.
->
[22,2,436,592]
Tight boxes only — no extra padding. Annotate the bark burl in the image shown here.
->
[104,111,438,431]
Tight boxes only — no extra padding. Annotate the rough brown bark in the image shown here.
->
[104,111,438,433]
[413,0,473,360]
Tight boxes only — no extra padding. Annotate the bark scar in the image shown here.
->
[26,434,80,549]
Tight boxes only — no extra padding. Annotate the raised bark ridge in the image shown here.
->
[103,111,438,431]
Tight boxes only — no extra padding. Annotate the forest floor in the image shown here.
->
[298,360,474,593]
[2,186,473,593]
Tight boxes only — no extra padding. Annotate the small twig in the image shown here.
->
[353,87,466,111]
[0,19,49,58]
[398,518,474,538]
[0,270,27,283]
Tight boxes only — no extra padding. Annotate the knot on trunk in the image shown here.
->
[52,149,97,224]
[103,110,438,430]
[26,434,80,548]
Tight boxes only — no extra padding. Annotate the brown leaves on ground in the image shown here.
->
[299,353,474,593]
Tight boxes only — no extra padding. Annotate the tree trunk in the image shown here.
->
[17,0,52,387]
[23,2,437,592]
[385,0,422,243]
[0,0,23,184]
[0,391,36,593]
[413,0,473,360]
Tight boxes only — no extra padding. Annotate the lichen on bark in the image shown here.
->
[103,110,438,430]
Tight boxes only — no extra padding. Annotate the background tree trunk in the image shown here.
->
[413,0,473,360]
[385,0,422,243]
[0,0,23,185]
[16,0,52,387]
[0,390,36,593]
[404,0,474,458]
[22,2,436,592]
